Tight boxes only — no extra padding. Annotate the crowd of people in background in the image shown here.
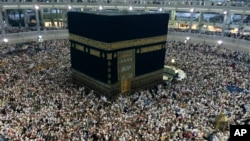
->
[0,39,250,141]
[168,28,250,41]
[0,26,67,34]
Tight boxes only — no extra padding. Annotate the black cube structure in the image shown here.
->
[68,11,169,98]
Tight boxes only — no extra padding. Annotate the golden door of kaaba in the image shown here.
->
[118,50,135,94]
[121,78,131,93]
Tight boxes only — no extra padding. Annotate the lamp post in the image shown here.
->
[171,58,175,63]
[158,7,163,12]
[188,8,194,36]
[37,35,43,50]
[221,10,228,40]
[34,5,40,30]
[185,36,190,46]
[3,38,8,47]
[171,58,175,69]
[217,40,223,48]
[63,5,72,28]
[128,6,133,11]
[68,5,72,11]
[99,5,103,11]
[3,38,10,52]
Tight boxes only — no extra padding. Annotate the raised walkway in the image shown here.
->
[0,30,249,53]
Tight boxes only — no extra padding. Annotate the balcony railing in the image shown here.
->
[0,29,249,52]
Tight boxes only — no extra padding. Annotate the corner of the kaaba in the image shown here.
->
[68,10,169,99]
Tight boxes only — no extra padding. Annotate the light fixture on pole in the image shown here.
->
[34,5,39,10]
[159,7,163,12]
[34,4,41,40]
[171,58,175,64]
[185,36,190,44]
[221,10,228,39]
[190,8,194,13]
[99,5,103,10]
[128,6,133,11]
[68,5,72,10]
[3,38,8,48]
[3,38,8,43]
[217,40,223,47]
[188,8,194,40]
[38,35,43,43]
[170,58,175,69]
[217,40,223,45]
[37,35,44,49]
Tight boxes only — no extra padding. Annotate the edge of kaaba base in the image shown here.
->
[72,69,164,100]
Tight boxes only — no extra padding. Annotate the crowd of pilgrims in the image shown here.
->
[168,28,250,41]
[0,39,250,141]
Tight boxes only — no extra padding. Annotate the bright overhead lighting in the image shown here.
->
[68,5,72,10]
[34,5,39,10]
[128,6,133,11]
[171,59,175,63]
[190,8,194,13]
[3,38,8,43]
[99,5,103,10]
[218,40,223,45]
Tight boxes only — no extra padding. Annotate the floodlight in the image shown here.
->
[3,38,8,43]
[34,5,39,10]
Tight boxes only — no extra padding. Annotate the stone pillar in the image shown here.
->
[40,8,44,28]
[177,19,180,29]
[198,11,203,33]
[49,8,55,27]
[238,11,245,36]
[171,10,176,21]
[3,10,9,26]
[23,9,28,28]
[226,12,231,29]
[56,8,60,28]
[206,18,209,31]
[62,9,67,28]
[0,8,6,36]
[188,9,194,35]
[221,10,229,39]
[35,6,41,35]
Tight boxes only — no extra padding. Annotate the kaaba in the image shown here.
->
[68,11,169,99]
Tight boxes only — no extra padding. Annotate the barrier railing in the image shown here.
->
[0,29,249,52]
[0,30,69,44]
[168,31,250,52]
[168,31,250,45]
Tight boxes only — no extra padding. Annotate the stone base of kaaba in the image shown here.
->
[72,69,163,100]
[72,69,120,99]
[131,69,164,90]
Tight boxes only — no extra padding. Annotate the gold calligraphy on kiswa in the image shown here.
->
[69,33,167,51]
[69,34,108,49]
[109,36,167,50]
[120,51,133,58]
[140,45,162,53]
[107,53,112,60]
[75,44,84,51]
[90,49,100,57]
